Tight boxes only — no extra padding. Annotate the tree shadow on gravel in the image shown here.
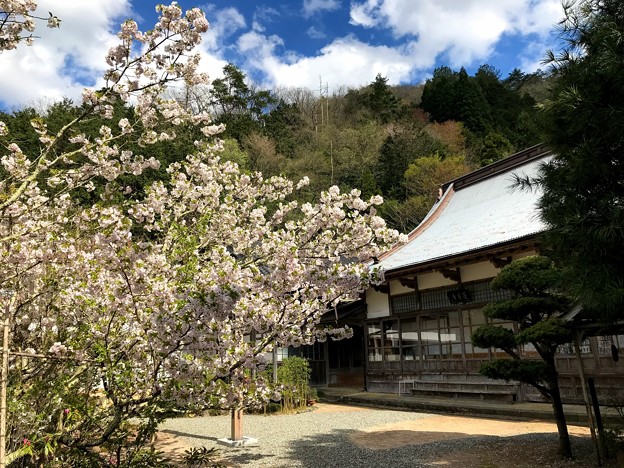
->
[284,428,441,468]
[284,429,607,468]
[161,429,219,443]
[160,429,276,466]
[215,450,271,466]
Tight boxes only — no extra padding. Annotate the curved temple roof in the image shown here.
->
[379,147,552,274]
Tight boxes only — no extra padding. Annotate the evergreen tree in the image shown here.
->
[472,256,573,458]
[209,63,276,141]
[341,87,370,124]
[375,123,444,199]
[365,73,400,123]
[420,65,542,154]
[420,66,458,123]
[475,131,514,166]
[536,0,624,321]
[454,67,492,135]
[476,64,541,147]
[504,68,528,92]
[358,168,379,199]
[262,100,303,158]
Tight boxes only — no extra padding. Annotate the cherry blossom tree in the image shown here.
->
[0,0,60,50]
[0,2,403,465]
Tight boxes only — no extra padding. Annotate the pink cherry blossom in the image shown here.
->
[0,1,405,460]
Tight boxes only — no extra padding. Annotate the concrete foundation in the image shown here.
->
[217,436,259,448]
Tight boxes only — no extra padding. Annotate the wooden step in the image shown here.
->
[406,379,519,402]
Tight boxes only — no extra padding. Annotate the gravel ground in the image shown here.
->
[160,406,435,467]
[158,405,603,468]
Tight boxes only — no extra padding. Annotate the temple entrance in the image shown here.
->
[295,341,326,386]
[293,325,365,388]
[327,325,365,387]
[293,301,367,388]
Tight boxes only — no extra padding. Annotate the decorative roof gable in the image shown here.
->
[379,144,552,275]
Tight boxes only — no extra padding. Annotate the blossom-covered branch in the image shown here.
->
[0,0,60,51]
[0,2,405,464]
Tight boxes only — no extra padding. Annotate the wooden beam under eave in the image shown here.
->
[490,256,512,269]
[372,283,389,294]
[399,277,418,290]
[438,268,460,283]
[383,235,540,280]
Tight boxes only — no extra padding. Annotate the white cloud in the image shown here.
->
[518,38,556,73]
[349,0,564,67]
[237,32,419,92]
[0,0,132,109]
[307,26,326,40]
[227,0,564,94]
[0,0,566,111]
[238,30,284,56]
[515,0,565,35]
[0,1,240,110]
[233,0,564,94]
[253,6,280,24]
[303,0,340,18]
[349,1,380,28]
[201,7,246,51]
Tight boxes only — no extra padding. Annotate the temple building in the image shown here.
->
[301,144,624,403]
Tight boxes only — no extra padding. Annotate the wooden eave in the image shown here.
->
[383,233,540,280]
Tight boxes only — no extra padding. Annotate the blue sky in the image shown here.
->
[0,1,565,111]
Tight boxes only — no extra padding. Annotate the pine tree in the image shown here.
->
[420,66,457,123]
[454,67,492,135]
[472,256,573,458]
[365,74,400,123]
[209,63,276,141]
[537,0,624,321]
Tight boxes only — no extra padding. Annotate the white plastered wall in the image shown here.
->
[416,272,456,290]
[389,280,413,295]
[512,250,538,260]
[459,261,499,283]
[366,287,390,318]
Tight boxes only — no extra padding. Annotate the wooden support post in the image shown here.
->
[588,377,607,458]
[230,408,243,441]
[574,331,602,466]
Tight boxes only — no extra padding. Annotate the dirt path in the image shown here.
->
[350,413,591,449]
[153,431,193,466]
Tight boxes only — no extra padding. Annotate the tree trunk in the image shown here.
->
[551,391,572,458]
[547,358,572,459]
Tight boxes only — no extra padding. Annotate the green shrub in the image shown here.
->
[277,356,314,412]
[263,402,282,414]
[183,446,224,467]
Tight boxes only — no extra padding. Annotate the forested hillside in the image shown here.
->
[0,64,551,232]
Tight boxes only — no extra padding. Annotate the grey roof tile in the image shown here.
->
[380,155,550,273]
